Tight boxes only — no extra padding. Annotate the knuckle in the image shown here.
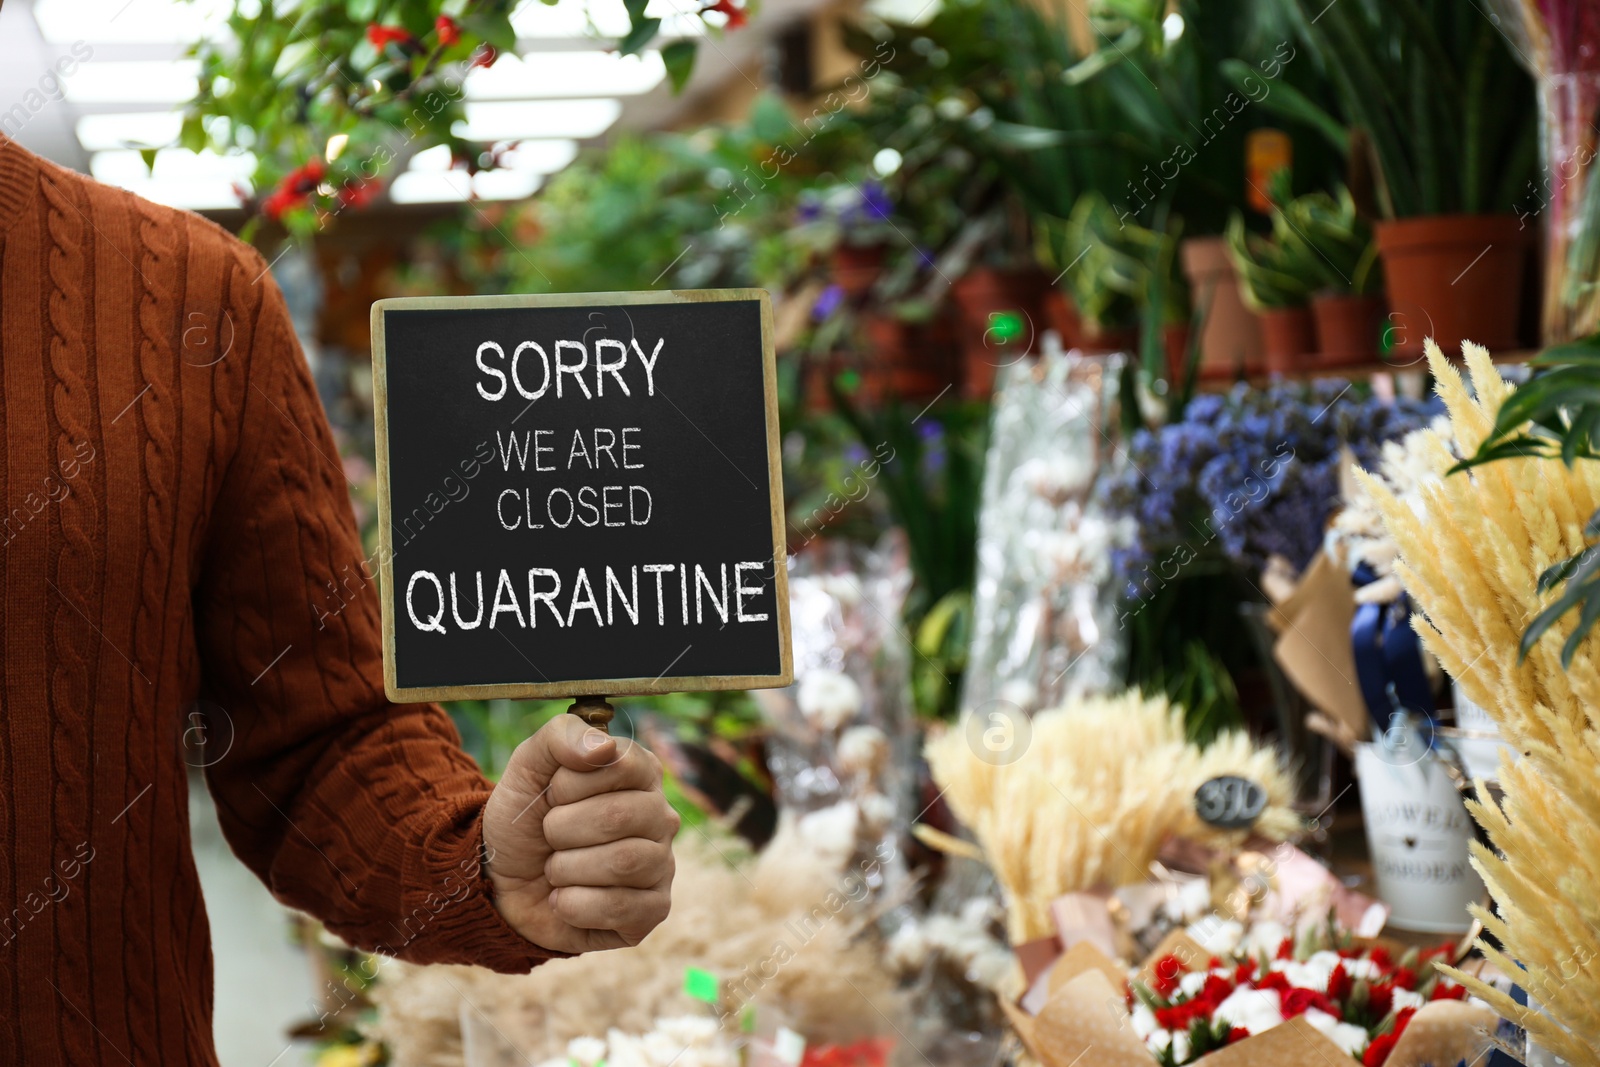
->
[612,841,647,879]
[600,799,632,838]
[644,892,671,929]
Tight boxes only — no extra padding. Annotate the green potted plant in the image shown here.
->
[1050,193,1189,378]
[1044,0,1325,378]
[1251,0,1537,355]
[1287,187,1386,366]
[1227,186,1385,370]
[1054,195,1143,353]
[1225,214,1317,373]
[792,181,900,299]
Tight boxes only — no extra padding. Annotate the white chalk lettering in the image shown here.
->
[406,571,446,633]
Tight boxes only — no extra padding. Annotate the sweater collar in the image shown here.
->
[0,138,42,235]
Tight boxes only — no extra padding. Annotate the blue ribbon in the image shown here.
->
[1351,564,1434,732]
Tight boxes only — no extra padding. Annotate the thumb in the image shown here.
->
[506,714,617,792]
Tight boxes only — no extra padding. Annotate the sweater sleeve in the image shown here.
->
[192,268,557,973]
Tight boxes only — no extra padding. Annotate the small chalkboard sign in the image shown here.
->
[1193,775,1267,831]
[370,290,792,703]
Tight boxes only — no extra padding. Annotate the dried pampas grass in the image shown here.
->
[370,830,902,1067]
[924,690,1298,943]
[1362,340,1600,1063]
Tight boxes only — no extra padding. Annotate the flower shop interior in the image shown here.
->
[5,0,1600,1064]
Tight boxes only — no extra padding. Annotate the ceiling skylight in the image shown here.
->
[89,149,252,211]
[32,0,231,44]
[409,139,579,174]
[62,60,202,105]
[389,169,545,205]
[90,148,255,186]
[510,0,705,39]
[76,112,185,152]
[464,51,666,99]
[452,99,622,142]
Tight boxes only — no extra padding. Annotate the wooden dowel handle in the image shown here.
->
[567,695,615,733]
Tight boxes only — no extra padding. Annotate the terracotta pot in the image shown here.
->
[949,268,1047,399]
[1311,294,1386,366]
[1181,237,1265,377]
[1163,321,1193,384]
[862,314,956,402]
[1374,214,1528,355]
[805,354,842,413]
[1257,306,1316,375]
[831,244,886,299]
[1042,290,1083,350]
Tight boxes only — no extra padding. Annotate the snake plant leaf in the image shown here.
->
[1219,59,1349,154]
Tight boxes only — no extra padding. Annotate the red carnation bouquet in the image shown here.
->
[1126,935,1470,1066]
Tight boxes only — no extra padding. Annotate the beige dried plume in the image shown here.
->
[924,689,1298,943]
[1360,339,1600,1063]
[369,835,901,1067]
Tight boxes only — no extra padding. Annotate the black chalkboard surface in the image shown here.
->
[370,290,792,703]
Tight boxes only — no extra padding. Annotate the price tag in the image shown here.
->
[774,1027,807,1067]
[1194,776,1266,830]
[685,967,720,1004]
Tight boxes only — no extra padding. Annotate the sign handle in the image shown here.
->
[567,695,615,733]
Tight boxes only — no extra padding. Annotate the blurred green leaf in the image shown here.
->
[662,40,697,93]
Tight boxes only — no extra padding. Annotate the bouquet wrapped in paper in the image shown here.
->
[1005,926,1497,1067]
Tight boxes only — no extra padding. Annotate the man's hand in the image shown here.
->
[481,715,679,953]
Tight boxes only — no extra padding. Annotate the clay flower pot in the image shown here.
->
[1042,290,1084,350]
[1162,321,1193,384]
[831,243,886,299]
[862,314,956,402]
[1256,306,1315,375]
[949,267,1047,399]
[1181,236,1265,378]
[1374,214,1528,355]
[1311,294,1386,367]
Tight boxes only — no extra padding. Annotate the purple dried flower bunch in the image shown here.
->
[1099,382,1440,592]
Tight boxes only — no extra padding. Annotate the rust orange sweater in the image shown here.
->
[0,140,555,1065]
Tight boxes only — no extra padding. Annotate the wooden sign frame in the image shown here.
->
[370,289,793,704]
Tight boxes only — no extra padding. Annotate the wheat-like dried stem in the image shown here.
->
[1367,341,1600,1063]
[924,691,1296,943]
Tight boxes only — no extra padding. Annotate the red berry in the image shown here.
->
[366,24,414,50]
[435,15,460,46]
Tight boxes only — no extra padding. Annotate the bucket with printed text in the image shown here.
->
[1354,741,1487,933]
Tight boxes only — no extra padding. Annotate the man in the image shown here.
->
[0,137,678,1064]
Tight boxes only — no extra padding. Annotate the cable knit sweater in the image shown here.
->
[0,140,555,1065]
